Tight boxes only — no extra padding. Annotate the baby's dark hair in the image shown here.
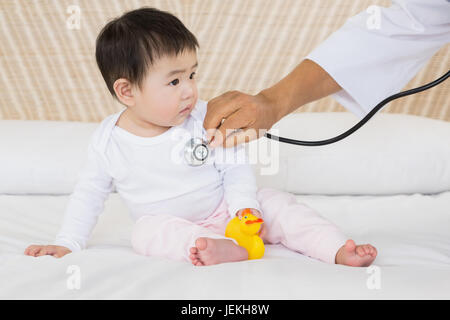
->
[95,7,199,99]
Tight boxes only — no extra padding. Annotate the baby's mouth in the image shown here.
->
[179,104,192,114]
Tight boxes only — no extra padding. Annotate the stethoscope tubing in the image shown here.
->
[186,69,449,166]
[264,69,450,146]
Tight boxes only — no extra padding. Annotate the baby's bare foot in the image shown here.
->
[335,239,377,267]
[189,237,248,266]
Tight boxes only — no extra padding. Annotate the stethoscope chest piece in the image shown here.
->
[184,137,210,166]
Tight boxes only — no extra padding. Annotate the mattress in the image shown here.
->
[1,190,449,299]
[1,112,449,299]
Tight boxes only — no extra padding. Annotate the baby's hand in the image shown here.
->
[24,244,72,258]
[235,208,266,239]
[236,208,262,220]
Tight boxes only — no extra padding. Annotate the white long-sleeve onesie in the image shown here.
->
[54,99,260,252]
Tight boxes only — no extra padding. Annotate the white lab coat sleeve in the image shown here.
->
[306,0,450,119]
[213,145,261,219]
[53,138,114,252]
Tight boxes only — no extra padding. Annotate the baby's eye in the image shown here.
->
[169,79,179,86]
[190,72,196,80]
[244,216,247,219]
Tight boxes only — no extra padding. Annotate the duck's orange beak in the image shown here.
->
[245,218,264,225]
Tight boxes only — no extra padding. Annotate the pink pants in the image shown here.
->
[131,187,348,264]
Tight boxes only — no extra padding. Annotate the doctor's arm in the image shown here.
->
[204,0,450,148]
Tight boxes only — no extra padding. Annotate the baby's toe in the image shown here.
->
[367,245,374,254]
[345,239,356,252]
[190,247,198,254]
[363,245,372,255]
[195,237,208,251]
[356,246,366,257]
[370,246,378,257]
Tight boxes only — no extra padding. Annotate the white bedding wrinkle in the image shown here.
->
[1,191,449,299]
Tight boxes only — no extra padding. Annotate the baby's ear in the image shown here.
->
[113,78,136,107]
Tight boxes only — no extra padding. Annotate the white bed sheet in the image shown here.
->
[1,190,449,299]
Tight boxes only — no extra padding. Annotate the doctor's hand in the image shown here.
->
[204,91,279,148]
[204,60,341,148]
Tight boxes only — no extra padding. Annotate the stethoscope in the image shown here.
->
[184,137,210,166]
[184,70,449,166]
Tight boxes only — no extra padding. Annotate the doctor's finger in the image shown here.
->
[222,127,260,148]
[212,112,254,148]
[204,91,245,139]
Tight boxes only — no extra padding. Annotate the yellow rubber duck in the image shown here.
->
[225,208,265,260]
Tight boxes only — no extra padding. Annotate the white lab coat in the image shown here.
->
[306,0,450,119]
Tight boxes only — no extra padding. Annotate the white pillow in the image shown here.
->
[0,120,97,194]
[251,112,450,195]
[1,112,449,195]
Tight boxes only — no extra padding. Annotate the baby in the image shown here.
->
[25,7,377,267]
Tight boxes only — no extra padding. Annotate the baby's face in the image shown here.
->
[131,49,198,128]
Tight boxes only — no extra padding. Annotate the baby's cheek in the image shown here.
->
[155,105,178,124]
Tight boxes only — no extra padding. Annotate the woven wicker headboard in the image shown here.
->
[1,0,448,122]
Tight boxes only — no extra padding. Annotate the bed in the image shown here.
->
[1,111,449,299]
